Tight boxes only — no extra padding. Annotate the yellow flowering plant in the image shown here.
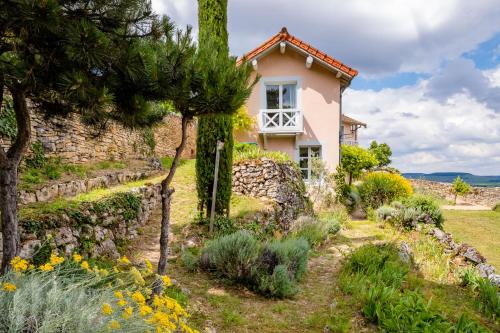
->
[1,253,199,333]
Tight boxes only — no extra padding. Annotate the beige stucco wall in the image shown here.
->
[236,48,342,170]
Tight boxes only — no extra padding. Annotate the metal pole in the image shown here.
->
[209,140,224,235]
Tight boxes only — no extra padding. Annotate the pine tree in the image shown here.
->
[150,23,257,294]
[0,0,163,273]
[196,0,234,216]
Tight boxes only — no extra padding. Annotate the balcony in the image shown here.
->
[341,139,358,146]
[258,109,303,134]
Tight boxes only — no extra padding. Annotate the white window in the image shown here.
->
[298,146,321,181]
[265,83,297,109]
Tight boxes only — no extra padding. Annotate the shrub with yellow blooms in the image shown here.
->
[0,253,199,333]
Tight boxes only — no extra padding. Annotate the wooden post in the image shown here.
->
[209,140,224,235]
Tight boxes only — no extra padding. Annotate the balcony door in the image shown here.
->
[261,79,300,132]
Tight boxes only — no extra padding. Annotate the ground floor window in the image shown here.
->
[298,145,321,181]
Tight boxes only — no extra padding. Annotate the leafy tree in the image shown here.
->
[148,27,256,293]
[196,0,235,217]
[452,176,472,204]
[0,0,164,273]
[369,140,392,167]
[341,144,378,185]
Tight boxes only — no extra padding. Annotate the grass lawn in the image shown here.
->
[443,209,500,268]
[128,161,499,332]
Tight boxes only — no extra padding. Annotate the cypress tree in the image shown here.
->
[196,0,234,216]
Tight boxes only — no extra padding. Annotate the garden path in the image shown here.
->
[129,161,384,332]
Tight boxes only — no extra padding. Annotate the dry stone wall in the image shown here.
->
[15,184,162,261]
[0,109,196,164]
[18,168,159,205]
[232,158,311,229]
[410,179,500,208]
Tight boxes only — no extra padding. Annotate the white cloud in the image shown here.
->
[152,0,500,75]
[344,76,500,174]
[485,66,500,87]
[150,0,500,174]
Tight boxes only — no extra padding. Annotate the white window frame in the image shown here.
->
[298,145,322,182]
[264,83,297,109]
[260,76,302,110]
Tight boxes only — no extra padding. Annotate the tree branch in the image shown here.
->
[7,89,31,165]
[161,115,192,188]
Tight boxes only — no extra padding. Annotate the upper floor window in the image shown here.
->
[265,83,297,109]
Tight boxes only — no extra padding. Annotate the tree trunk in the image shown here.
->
[348,173,353,186]
[0,163,19,273]
[0,89,31,274]
[153,116,191,295]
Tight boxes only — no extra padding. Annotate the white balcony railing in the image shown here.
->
[258,109,303,134]
[341,139,358,146]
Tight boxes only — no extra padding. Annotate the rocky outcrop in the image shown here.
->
[18,169,158,205]
[232,158,311,230]
[410,179,500,208]
[0,106,196,164]
[428,227,499,286]
[15,184,162,260]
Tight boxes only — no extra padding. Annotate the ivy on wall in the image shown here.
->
[0,96,18,140]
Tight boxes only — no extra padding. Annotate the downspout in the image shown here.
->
[339,85,346,166]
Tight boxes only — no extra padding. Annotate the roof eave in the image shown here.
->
[238,34,358,88]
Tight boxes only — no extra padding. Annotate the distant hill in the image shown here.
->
[403,172,500,187]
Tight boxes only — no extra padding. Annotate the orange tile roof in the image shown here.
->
[238,27,358,77]
[342,115,366,127]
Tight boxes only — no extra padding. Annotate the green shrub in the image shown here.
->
[256,264,298,298]
[181,251,199,272]
[0,96,17,139]
[403,194,444,228]
[358,172,413,210]
[254,238,310,297]
[493,203,500,212]
[476,278,500,320]
[288,216,339,247]
[262,238,310,281]
[25,140,48,169]
[340,244,489,332]
[375,205,397,222]
[459,267,481,289]
[44,163,62,180]
[323,207,351,228]
[233,142,290,163]
[200,230,260,282]
[199,231,310,298]
[366,290,455,332]
[20,168,43,188]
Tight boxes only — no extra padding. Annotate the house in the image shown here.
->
[235,27,366,181]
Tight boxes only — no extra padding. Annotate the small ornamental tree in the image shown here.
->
[452,176,472,204]
[149,28,257,293]
[369,140,392,167]
[232,106,255,135]
[341,144,378,185]
[0,0,162,273]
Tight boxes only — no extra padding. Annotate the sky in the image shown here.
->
[151,0,500,175]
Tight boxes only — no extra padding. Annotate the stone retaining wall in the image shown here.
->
[0,108,197,164]
[428,228,499,286]
[410,179,500,208]
[18,168,159,205]
[14,184,162,261]
[232,158,311,229]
